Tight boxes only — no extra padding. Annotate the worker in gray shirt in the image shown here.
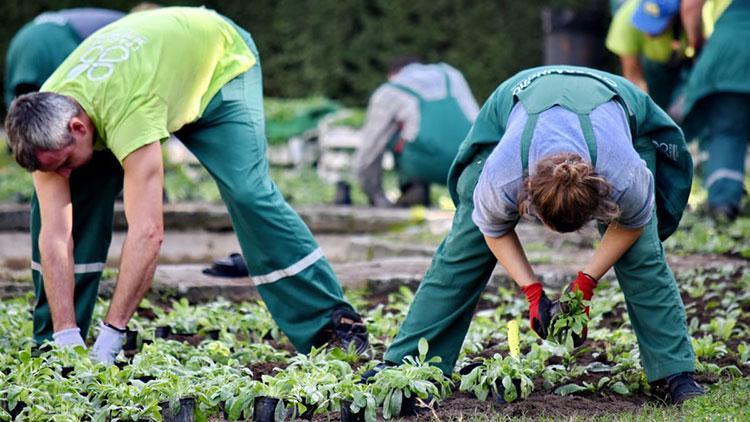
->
[372,66,703,405]
[354,57,479,207]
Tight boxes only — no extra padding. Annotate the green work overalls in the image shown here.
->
[384,66,695,382]
[682,0,750,210]
[387,67,473,186]
[4,21,81,108]
[30,21,355,352]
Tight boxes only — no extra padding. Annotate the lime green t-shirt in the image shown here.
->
[605,0,681,63]
[41,7,255,162]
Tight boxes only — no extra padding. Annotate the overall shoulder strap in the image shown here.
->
[387,81,423,102]
[520,113,540,174]
[439,64,452,97]
[577,113,598,166]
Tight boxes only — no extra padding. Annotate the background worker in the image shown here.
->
[605,0,689,109]
[679,0,749,221]
[4,8,125,109]
[5,7,367,364]
[371,65,703,404]
[354,57,479,207]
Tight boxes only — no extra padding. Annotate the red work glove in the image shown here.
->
[566,271,598,315]
[559,271,597,347]
[521,282,553,339]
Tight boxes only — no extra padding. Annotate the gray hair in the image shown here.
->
[5,92,80,171]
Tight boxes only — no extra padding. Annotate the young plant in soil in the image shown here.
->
[459,353,535,403]
[335,376,378,422]
[192,366,261,420]
[550,289,590,350]
[278,347,355,417]
[370,338,452,419]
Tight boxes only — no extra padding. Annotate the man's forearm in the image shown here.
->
[105,226,162,328]
[681,0,705,51]
[620,56,648,93]
[39,233,77,332]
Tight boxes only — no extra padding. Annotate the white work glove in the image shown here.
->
[90,322,126,365]
[52,327,86,347]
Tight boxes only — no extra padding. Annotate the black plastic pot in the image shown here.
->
[494,378,523,404]
[160,397,195,422]
[253,396,282,422]
[399,394,419,417]
[204,329,220,340]
[155,326,172,338]
[123,329,139,352]
[2,400,25,419]
[339,399,365,422]
[292,400,317,420]
[61,366,74,378]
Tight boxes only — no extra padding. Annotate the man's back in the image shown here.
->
[41,7,255,162]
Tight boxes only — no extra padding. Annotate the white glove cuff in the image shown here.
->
[52,327,86,347]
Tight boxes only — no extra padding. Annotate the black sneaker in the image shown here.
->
[330,308,369,355]
[360,361,396,383]
[708,205,739,222]
[666,372,705,404]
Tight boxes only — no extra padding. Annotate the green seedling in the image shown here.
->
[549,289,590,350]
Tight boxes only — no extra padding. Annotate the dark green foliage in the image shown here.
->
[0,0,608,108]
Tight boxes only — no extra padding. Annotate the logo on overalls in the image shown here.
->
[512,68,618,96]
[66,31,148,82]
[652,140,679,160]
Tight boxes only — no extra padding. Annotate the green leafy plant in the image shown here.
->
[370,338,452,419]
[549,290,590,350]
[334,376,378,422]
[459,353,535,402]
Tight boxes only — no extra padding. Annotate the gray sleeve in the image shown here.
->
[615,164,655,229]
[471,169,520,238]
[443,64,480,121]
[355,86,400,205]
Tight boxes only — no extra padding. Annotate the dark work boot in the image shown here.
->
[666,372,705,404]
[395,181,430,207]
[360,361,397,383]
[332,308,369,354]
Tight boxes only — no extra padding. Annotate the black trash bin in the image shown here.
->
[541,1,609,68]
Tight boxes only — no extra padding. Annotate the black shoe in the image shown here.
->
[202,253,249,278]
[708,205,739,222]
[395,181,430,207]
[360,361,396,383]
[666,372,705,404]
[334,181,352,205]
[330,308,369,354]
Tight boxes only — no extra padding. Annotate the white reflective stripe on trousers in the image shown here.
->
[31,261,106,274]
[251,248,324,286]
[705,168,745,190]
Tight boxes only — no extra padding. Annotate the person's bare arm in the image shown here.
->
[582,223,644,280]
[104,142,164,328]
[619,55,649,93]
[483,230,537,287]
[32,171,76,332]
[681,0,706,53]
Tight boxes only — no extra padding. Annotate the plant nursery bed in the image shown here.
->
[1,259,749,420]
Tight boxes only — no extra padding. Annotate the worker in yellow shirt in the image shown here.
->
[605,0,689,109]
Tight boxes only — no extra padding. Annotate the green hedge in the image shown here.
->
[0,0,608,107]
